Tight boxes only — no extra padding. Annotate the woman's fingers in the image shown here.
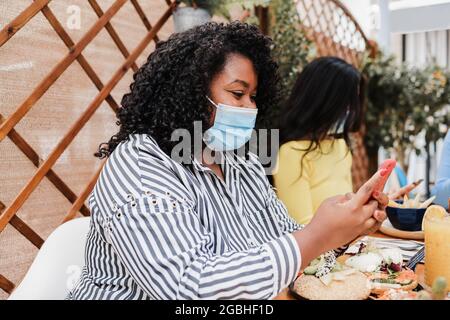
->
[373,209,386,222]
[373,191,389,209]
[352,170,383,207]
[333,194,349,205]
[360,200,379,220]
[368,221,382,235]
[363,217,377,231]
[344,192,354,201]
[361,218,382,235]
[336,193,354,204]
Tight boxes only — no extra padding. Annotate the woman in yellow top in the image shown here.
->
[273,57,365,224]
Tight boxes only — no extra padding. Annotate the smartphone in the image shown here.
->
[373,159,397,195]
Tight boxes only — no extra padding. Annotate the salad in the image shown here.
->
[344,242,418,294]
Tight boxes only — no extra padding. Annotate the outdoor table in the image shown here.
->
[274,231,425,300]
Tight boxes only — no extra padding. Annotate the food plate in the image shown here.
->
[379,219,424,240]
[288,279,307,300]
[290,271,372,300]
[288,275,424,300]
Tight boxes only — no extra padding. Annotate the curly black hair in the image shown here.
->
[95,21,280,159]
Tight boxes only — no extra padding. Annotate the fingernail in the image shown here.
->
[380,168,388,177]
[373,191,380,198]
[377,211,386,220]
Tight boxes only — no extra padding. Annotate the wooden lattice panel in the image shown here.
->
[0,0,176,298]
[296,0,374,190]
[296,0,369,66]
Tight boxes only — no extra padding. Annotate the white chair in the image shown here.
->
[8,217,90,300]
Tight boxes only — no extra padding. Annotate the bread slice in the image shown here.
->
[293,272,371,300]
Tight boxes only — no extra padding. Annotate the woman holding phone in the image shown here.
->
[273,57,364,224]
[273,57,419,225]
[68,22,388,300]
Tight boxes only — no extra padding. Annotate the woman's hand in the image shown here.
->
[293,170,389,269]
[341,190,388,236]
[388,180,422,200]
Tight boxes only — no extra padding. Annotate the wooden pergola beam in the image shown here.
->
[130,0,161,42]
[0,0,51,47]
[0,0,128,143]
[0,2,177,233]
[0,200,44,249]
[88,0,139,73]
[0,274,15,295]
[61,161,105,224]
[37,1,120,113]
[0,114,90,217]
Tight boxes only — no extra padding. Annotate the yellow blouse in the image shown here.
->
[273,139,353,225]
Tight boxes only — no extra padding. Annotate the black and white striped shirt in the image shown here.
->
[67,134,339,300]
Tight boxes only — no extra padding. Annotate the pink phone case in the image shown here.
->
[373,159,396,195]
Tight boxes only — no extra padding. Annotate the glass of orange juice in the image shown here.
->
[424,205,450,290]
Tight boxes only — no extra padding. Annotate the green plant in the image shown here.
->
[179,0,271,20]
[411,66,450,145]
[361,51,449,172]
[263,0,314,126]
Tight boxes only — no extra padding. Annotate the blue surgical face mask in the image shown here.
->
[203,96,258,151]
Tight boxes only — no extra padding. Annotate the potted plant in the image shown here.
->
[263,0,314,125]
[173,1,272,33]
[361,52,449,194]
[173,1,215,33]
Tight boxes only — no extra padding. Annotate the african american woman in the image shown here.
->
[68,22,388,300]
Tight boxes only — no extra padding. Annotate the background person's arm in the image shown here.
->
[433,131,450,207]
